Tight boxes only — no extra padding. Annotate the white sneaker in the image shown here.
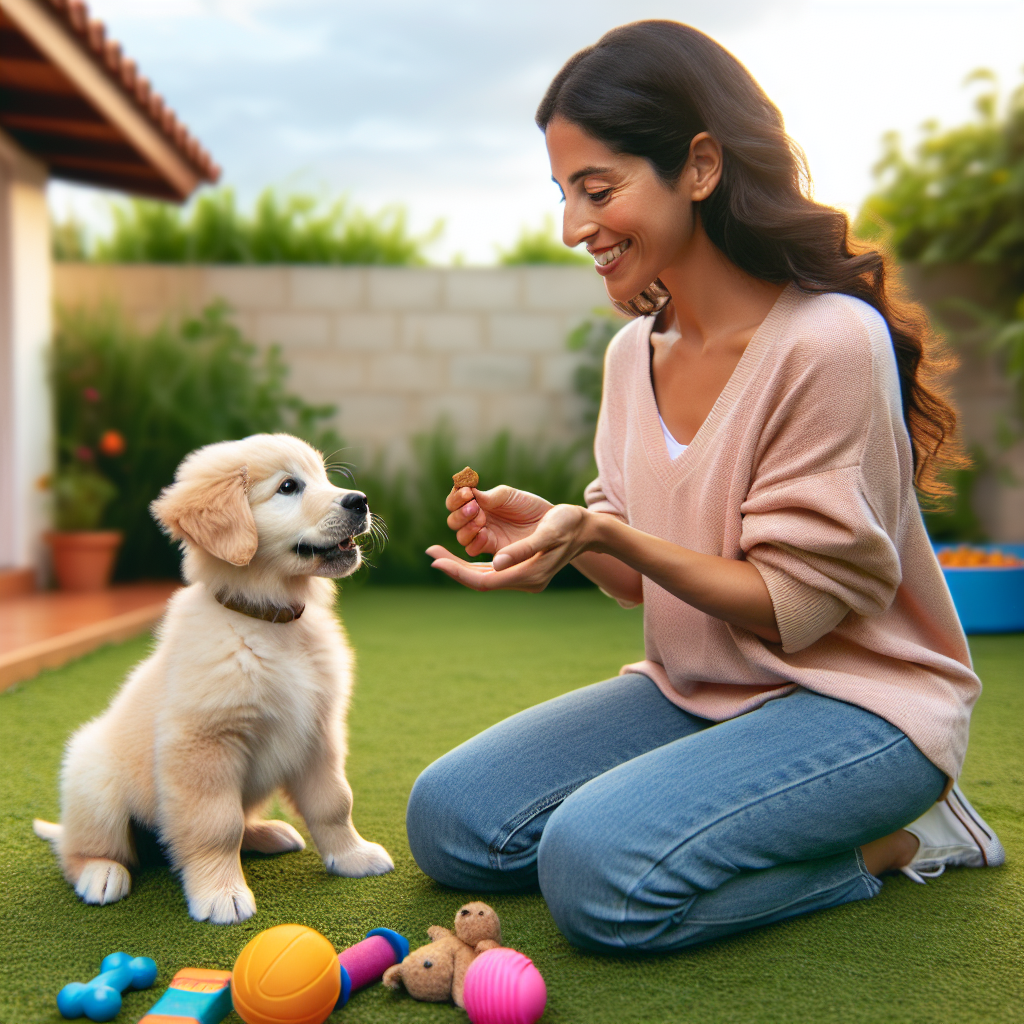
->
[900,782,1006,884]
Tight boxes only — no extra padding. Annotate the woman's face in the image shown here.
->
[545,116,718,305]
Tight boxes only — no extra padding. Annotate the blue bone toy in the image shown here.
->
[57,952,158,1022]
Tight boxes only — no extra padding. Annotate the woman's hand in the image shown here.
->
[444,484,553,556]
[428,504,593,592]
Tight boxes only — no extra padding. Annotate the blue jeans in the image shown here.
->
[407,675,945,952]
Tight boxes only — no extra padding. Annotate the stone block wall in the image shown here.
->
[53,264,614,466]
[51,262,1023,542]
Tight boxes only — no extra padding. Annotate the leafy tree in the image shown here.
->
[857,71,1024,539]
[856,70,1023,406]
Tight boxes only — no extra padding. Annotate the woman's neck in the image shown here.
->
[656,218,786,349]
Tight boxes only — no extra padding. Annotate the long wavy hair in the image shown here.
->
[536,20,965,502]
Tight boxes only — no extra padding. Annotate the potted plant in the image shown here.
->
[44,385,126,591]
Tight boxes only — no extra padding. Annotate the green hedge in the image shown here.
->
[53,188,441,265]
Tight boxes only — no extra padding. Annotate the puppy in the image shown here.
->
[34,433,393,924]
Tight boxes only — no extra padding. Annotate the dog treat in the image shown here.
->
[452,466,480,489]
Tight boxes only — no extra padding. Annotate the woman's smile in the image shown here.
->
[591,238,631,273]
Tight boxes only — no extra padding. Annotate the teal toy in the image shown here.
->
[57,952,157,1021]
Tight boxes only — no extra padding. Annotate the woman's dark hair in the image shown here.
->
[537,20,965,502]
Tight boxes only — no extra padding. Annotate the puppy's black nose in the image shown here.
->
[340,491,368,514]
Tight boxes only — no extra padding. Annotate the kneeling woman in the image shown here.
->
[408,21,1003,952]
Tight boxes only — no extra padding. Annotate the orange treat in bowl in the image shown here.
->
[937,545,1023,568]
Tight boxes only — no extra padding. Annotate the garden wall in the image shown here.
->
[52,264,613,466]
[52,263,1024,542]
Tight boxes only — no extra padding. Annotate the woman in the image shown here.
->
[407,21,1004,953]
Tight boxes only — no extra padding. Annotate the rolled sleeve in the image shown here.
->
[741,466,903,652]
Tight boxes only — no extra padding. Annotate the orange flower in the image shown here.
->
[99,430,126,457]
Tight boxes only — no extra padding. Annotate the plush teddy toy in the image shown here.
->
[382,901,502,1008]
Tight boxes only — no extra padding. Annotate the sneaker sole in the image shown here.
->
[947,783,1006,868]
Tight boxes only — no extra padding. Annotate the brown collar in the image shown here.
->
[215,592,305,623]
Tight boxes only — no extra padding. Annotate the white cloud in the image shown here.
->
[53,0,1024,262]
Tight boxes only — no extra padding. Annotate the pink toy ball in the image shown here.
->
[463,947,547,1024]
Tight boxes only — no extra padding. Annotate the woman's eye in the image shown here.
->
[587,188,612,203]
[278,478,300,495]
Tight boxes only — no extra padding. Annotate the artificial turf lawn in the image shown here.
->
[1,587,1020,1024]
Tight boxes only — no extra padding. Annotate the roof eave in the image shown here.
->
[2,0,207,200]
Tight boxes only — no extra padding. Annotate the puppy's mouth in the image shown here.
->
[293,535,358,559]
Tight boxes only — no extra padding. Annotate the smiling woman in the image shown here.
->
[409,20,1005,959]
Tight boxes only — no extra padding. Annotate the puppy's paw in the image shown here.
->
[187,880,257,925]
[75,859,132,905]
[242,819,306,855]
[323,840,394,878]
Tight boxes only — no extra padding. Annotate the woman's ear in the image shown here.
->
[686,131,723,201]
[150,466,259,566]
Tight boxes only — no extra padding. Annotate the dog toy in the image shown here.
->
[137,968,233,1024]
[57,952,158,1022]
[463,947,547,1024]
[232,923,411,1024]
[382,901,503,1008]
[337,928,409,1007]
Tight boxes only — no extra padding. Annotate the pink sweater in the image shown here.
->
[585,284,979,780]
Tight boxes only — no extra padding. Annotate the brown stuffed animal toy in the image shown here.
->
[382,901,502,1008]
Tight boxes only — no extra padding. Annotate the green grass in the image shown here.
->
[1,589,1020,1024]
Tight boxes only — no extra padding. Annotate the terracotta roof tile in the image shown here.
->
[43,0,219,182]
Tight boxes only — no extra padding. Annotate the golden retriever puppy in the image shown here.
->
[33,433,393,924]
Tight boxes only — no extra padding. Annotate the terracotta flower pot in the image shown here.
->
[45,531,123,592]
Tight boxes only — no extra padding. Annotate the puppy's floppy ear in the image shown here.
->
[151,466,259,566]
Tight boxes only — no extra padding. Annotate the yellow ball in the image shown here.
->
[231,924,340,1024]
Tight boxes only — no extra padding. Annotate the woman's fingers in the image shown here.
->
[445,485,476,513]
[427,543,558,594]
[446,496,480,530]
[492,535,544,571]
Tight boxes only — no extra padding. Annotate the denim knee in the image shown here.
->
[406,756,474,888]
[536,794,651,952]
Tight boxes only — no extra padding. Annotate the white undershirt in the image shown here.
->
[651,324,689,460]
[658,411,689,460]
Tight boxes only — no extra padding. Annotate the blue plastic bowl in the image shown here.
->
[934,543,1024,634]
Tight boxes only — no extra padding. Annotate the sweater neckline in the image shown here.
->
[636,282,801,485]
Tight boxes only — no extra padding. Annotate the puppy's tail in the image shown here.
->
[33,818,63,847]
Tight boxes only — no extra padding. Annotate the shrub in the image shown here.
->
[567,310,626,427]
[54,187,442,266]
[497,216,591,265]
[51,304,344,580]
[51,306,602,586]
[352,424,596,587]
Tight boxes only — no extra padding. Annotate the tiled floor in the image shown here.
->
[0,581,179,691]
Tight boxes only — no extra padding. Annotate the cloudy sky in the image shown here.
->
[52,0,1024,263]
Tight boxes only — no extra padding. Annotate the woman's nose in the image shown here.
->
[561,200,598,250]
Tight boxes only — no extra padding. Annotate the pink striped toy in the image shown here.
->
[462,947,547,1024]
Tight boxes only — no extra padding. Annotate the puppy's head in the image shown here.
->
[151,434,369,582]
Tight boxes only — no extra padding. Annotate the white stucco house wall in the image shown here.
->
[0,0,218,586]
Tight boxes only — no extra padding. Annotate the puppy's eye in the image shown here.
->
[277,478,301,495]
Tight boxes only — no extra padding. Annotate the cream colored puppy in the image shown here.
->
[34,433,393,925]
